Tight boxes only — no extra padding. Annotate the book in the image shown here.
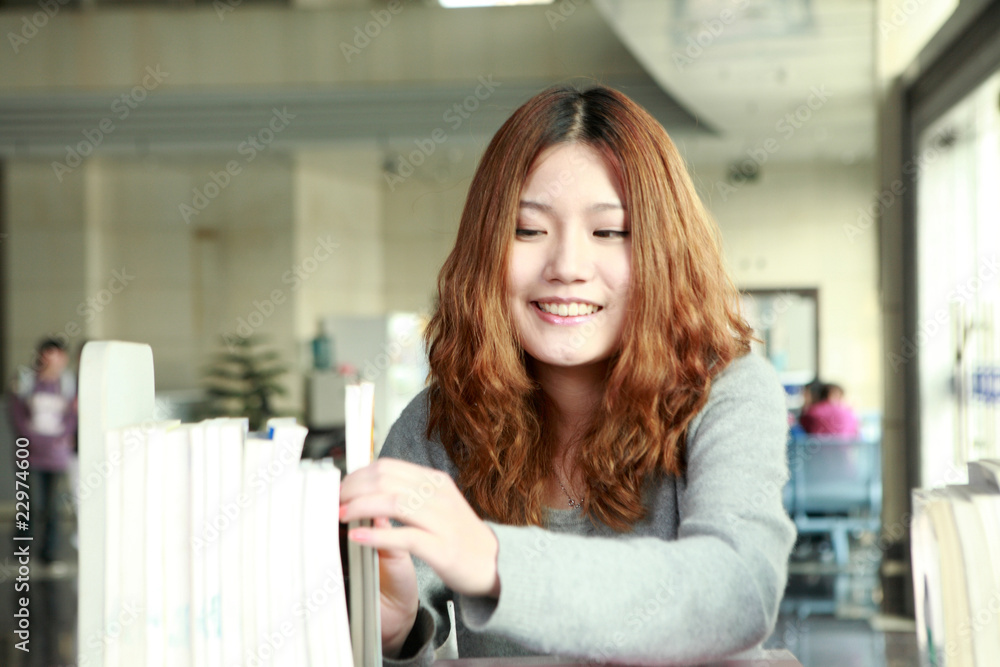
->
[79,341,156,667]
[190,420,208,667]
[163,424,193,666]
[302,459,354,667]
[216,418,247,667]
[103,427,124,667]
[145,424,170,667]
[346,382,382,667]
[265,420,309,667]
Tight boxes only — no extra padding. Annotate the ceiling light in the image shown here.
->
[438,0,554,7]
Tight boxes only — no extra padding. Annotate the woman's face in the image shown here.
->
[507,142,631,370]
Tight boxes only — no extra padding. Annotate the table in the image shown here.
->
[440,649,803,666]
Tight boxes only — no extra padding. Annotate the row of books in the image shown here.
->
[100,384,380,667]
[912,458,1000,667]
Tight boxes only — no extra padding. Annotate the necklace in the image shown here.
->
[557,474,584,510]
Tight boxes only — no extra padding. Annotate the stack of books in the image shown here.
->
[911,459,1000,667]
[80,340,380,667]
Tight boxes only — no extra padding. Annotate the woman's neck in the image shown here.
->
[534,360,608,452]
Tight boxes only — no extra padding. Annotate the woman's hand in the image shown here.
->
[339,459,501,600]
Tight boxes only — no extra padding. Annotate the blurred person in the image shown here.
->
[339,85,795,665]
[799,382,860,438]
[9,337,78,567]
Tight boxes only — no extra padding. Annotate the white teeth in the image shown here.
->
[537,302,599,316]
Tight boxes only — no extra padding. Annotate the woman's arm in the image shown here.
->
[355,354,794,665]
[453,354,795,664]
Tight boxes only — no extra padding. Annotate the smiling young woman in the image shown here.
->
[422,86,758,530]
[338,85,795,666]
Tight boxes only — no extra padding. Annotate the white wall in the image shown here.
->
[691,160,882,412]
[381,150,475,314]
[4,161,89,373]
[294,147,385,334]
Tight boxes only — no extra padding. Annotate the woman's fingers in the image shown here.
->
[348,523,439,559]
[340,459,457,528]
[341,458,453,503]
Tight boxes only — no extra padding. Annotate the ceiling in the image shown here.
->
[593,0,877,166]
[0,0,877,167]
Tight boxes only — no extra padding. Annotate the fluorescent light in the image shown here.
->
[439,0,554,7]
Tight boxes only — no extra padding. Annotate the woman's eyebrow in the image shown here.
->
[518,200,624,212]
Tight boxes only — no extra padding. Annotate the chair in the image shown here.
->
[786,435,882,567]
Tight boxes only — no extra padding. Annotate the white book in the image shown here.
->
[927,492,974,667]
[189,421,208,667]
[245,432,276,665]
[266,421,309,667]
[163,425,193,667]
[346,382,381,667]
[119,422,153,665]
[950,487,1000,666]
[145,424,172,667]
[217,418,247,667]
[202,421,224,667]
[240,432,261,664]
[302,460,354,667]
[103,427,125,667]
[78,341,156,667]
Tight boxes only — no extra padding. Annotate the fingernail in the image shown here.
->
[338,505,348,520]
[349,528,369,543]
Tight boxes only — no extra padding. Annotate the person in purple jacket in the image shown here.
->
[9,337,78,565]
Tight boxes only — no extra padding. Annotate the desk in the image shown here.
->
[440,650,803,667]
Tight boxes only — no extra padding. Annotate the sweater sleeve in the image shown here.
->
[455,354,796,665]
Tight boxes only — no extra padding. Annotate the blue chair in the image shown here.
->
[785,435,882,567]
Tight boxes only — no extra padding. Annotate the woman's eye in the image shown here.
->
[594,229,629,239]
[515,228,543,238]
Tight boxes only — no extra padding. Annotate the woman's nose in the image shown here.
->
[544,231,592,283]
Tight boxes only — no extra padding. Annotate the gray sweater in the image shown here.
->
[380,353,796,666]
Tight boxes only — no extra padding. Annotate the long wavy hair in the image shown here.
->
[424,85,753,531]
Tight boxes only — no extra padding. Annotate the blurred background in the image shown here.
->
[0,0,998,665]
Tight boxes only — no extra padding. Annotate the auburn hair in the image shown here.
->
[424,85,752,531]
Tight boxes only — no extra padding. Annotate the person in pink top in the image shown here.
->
[798,382,860,438]
[9,337,78,565]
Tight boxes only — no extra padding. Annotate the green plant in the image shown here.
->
[202,335,290,431]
